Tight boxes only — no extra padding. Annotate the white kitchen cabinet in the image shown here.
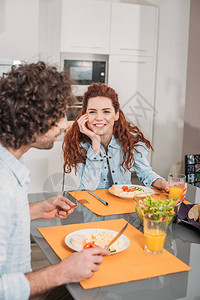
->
[108,55,157,143]
[60,0,111,54]
[0,0,39,61]
[23,141,80,193]
[110,3,158,56]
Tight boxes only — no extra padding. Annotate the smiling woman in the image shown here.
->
[63,83,168,192]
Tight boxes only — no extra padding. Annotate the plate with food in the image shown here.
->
[177,203,200,230]
[65,228,130,254]
[109,184,154,199]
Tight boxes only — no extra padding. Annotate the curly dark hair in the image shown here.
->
[0,61,74,149]
[63,83,153,173]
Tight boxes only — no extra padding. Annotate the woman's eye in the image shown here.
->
[88,111,95,114]
[104,110,110,114]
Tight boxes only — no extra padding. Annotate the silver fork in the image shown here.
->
[63,191,89,210]
[69,198,89,210]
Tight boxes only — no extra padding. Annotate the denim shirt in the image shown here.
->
[77,136,162,191]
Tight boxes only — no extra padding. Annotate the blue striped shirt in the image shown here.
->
[0,145,31,299]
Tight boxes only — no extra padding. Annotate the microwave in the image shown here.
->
[64,60,106,85]
[60,53,108,121]
[60,52,108,96]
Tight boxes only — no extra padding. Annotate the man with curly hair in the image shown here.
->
[0,61,109,300]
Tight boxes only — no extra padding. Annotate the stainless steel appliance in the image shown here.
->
[60,53,108,120]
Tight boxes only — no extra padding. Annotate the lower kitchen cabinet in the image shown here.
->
[23,140,80,193]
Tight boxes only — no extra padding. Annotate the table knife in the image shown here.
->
[105,222,129,250]
[88,191,109,206]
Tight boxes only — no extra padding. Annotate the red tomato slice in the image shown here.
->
[122,186,128,191]
[83,241,98,249]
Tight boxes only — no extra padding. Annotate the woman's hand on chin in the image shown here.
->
[78,114,99,140]
[78,114,101,155]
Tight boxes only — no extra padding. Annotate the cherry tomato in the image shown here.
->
[83,241,98,249]
[122,186,128,191]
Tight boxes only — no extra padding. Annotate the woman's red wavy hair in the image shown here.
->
[63,83,153,173]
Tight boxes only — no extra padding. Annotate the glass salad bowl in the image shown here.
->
[133,193,182,225]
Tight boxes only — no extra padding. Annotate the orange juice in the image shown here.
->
[169,186,184,199]
[144,229,166,252]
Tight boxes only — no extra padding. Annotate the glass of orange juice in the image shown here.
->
[143,214,168,254]
[168,173,186,200]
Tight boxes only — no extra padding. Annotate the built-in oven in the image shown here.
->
[60,52,108,120]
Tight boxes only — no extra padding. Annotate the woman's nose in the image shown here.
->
[95,112,103,120]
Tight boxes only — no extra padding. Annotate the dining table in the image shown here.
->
[30,184,200,300]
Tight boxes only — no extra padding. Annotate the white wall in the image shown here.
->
[182,0,200,169]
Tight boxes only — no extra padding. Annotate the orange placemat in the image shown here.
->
[69,189,191,217]
[38,219,191,289]
[69,189,136,216]
[184,200,191,204]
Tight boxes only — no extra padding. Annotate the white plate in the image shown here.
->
[65,228,130,254]
[109,184,154,199]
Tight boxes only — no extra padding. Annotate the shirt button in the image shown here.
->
[94,157,96,160]
[100,159,103,161]
[103,179,106,181]
[115,182,118,185]
[103,155,106,158]
[112,170,115,173]
[104,166,107,169]
[109,156,111,159]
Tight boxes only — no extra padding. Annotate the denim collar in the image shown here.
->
[108,135,121,149]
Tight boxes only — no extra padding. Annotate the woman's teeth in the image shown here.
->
[94,124,105,127]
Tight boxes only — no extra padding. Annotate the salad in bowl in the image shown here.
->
[133,193,182,224]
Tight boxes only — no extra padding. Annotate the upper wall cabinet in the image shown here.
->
[108,55,156,141]
[60,0,111,54]
[110,3,158,56]
[0,0,39,61]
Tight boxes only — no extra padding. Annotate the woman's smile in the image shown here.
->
[93,123,106,127]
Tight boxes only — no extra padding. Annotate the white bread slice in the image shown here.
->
[70,234,85,248]
[110,185,121,196]
[188,204,200,222]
